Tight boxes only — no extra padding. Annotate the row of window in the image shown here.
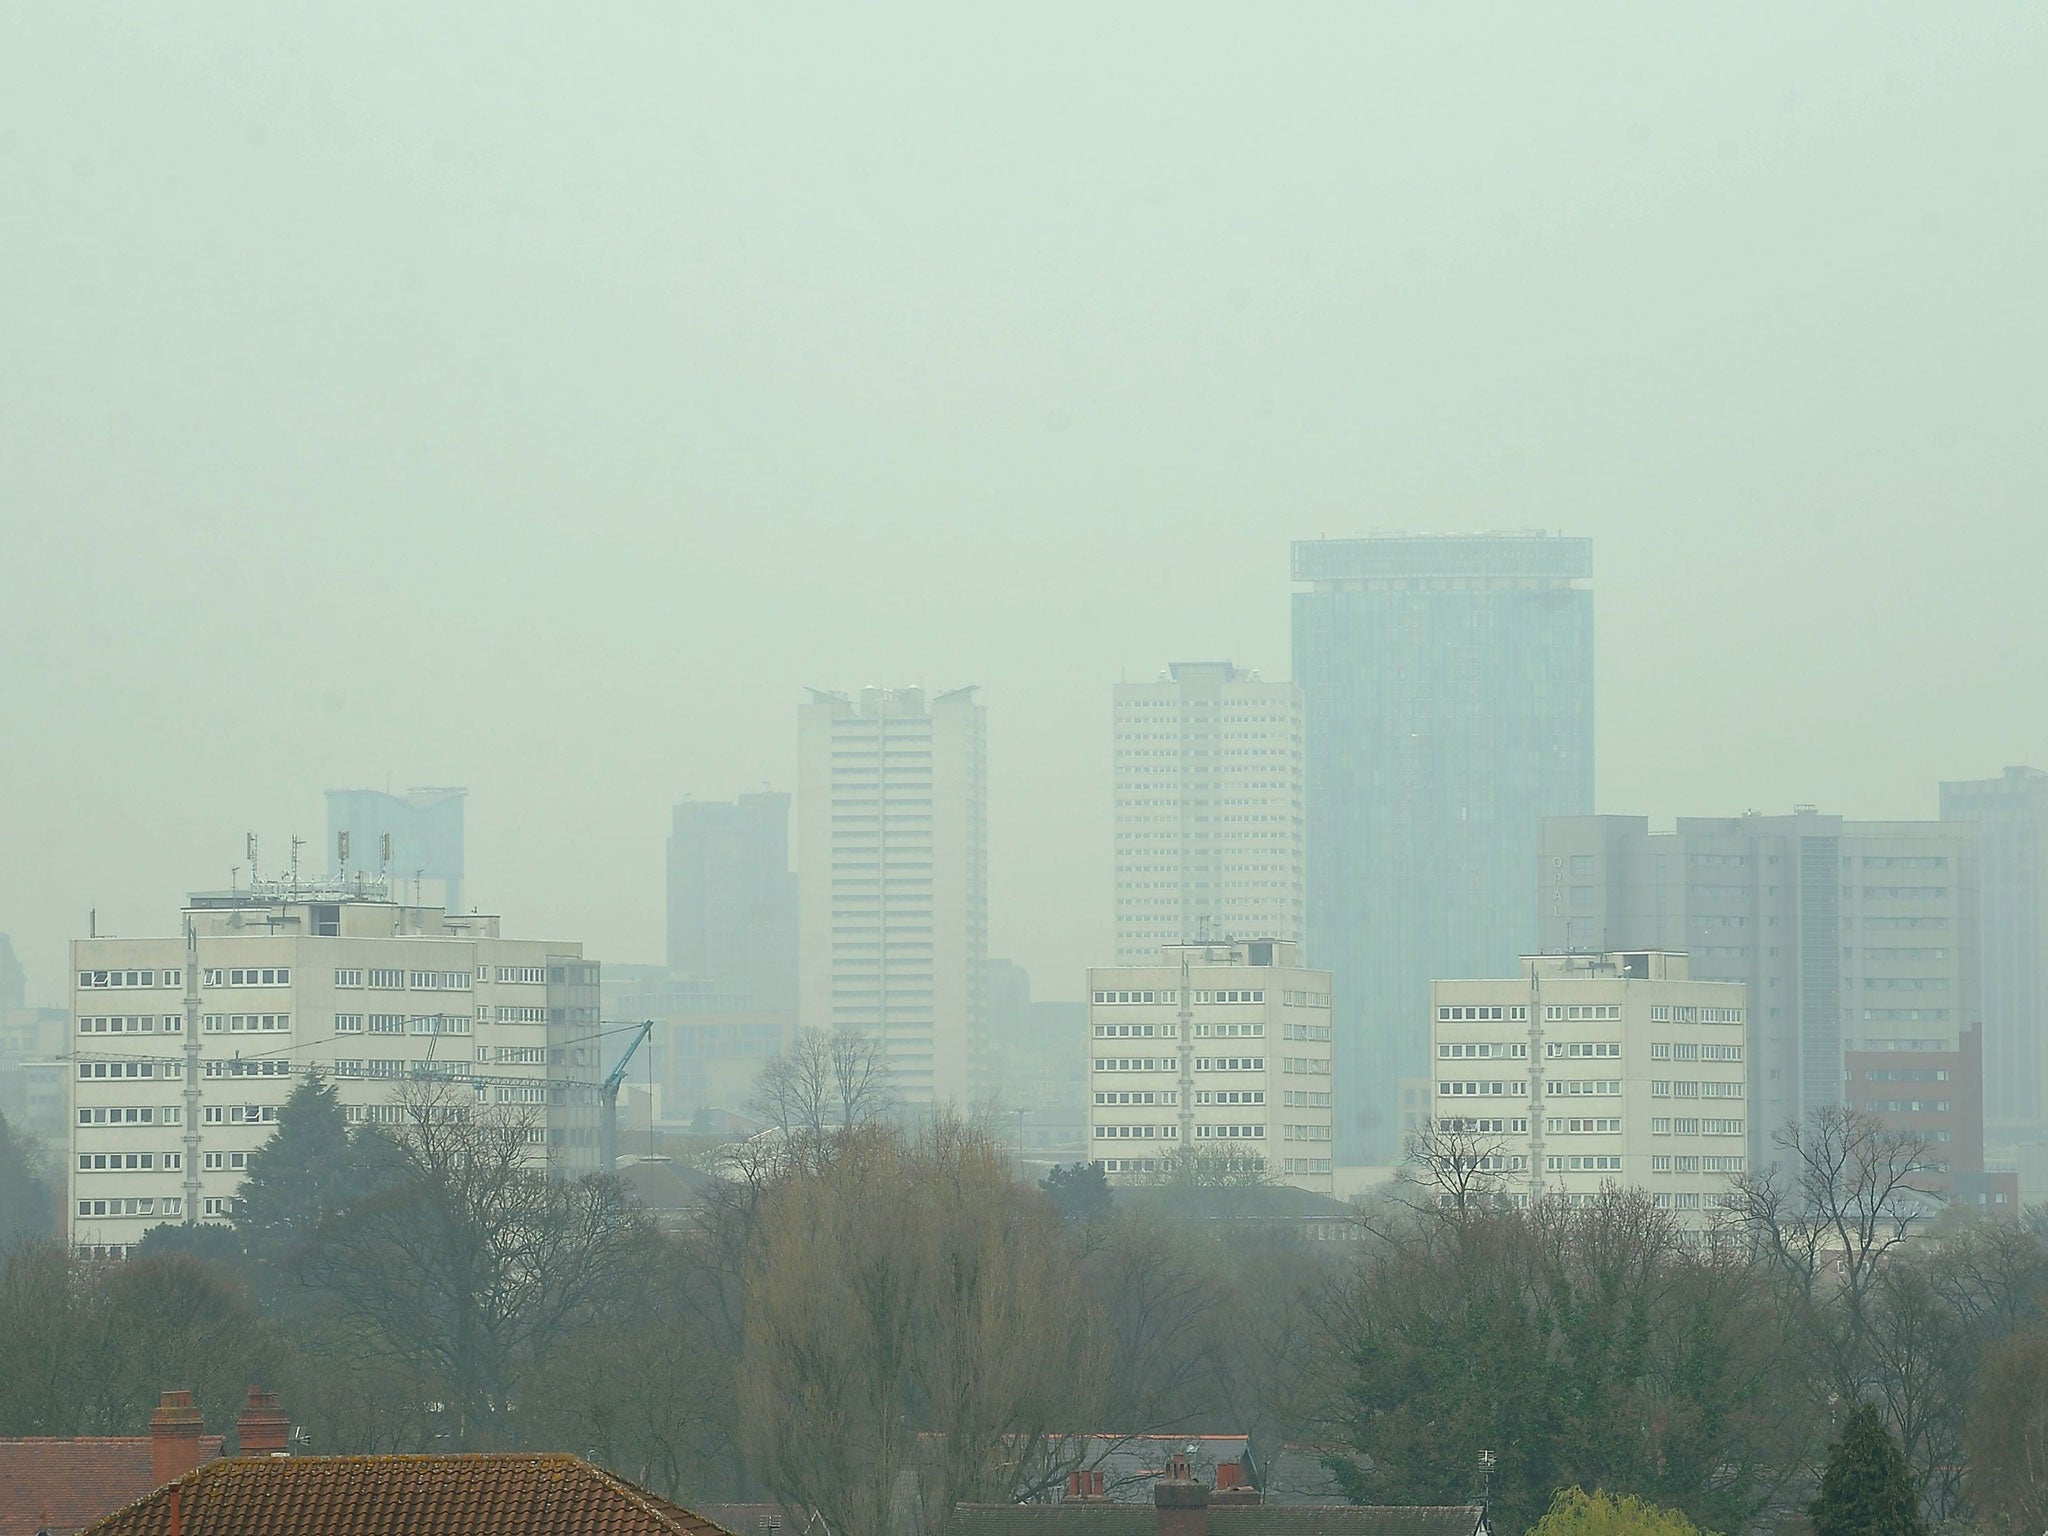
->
[1651,1118,1745,1135]
[78,969,181,990]
[80,1106,176,1125]
[78,1197,179,1218]
[1650,1081,1745,1099]
[212,968,288,988]
[1282,1057,1330,1075]
[203,1014,290,1034]
[1194,1124,1266,1140]
[1651,1155,1747,1172]
[1649,1006,1745,1024]
[1650,1042,1745,1061]
[79,1151,177,1171]
[79,1015,181,1035]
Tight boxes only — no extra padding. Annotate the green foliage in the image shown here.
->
[232,1074,403,1283]
[1040,1160,1111,1224]
[0,1110,54,1250]
[1329,1193,1801,1535]
[1528,1487,1718,1536]
[1810,1403,1926,1536]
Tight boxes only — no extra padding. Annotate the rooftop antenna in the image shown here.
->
[246,832,260,886]
[337,830,350,883]
[289,836,304,899]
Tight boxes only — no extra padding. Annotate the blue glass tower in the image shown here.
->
[1292,534,1594,1163]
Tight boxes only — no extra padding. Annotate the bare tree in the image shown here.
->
[307,1082,656,1446]
[740,1118,1098,1536]
[749,1029,895,1170]
[1964,1330,2048,1532]
[1400,1115,1514,1219]
[1726,1106,1938,1402]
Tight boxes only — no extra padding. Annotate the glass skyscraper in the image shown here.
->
[1292,534,1594,1163]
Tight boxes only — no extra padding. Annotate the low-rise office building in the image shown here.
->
[1087,940,1333,1194]
[68,884,600,1254]
[1429,951,1747,1219]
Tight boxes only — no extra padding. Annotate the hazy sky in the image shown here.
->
[3,6,2044,1007]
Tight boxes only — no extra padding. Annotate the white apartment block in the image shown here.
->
[798,685,988,1107]
[1113,663,1305,967]
[68,888,601,1256]
[1429,951,1748,1221]
[1087,940,1334,1194]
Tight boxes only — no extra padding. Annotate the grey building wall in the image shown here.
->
[1540,811,1981,1170]
[1293,533,1594,1164]
[666,792,798,1012]
[1942,767,2048,1146]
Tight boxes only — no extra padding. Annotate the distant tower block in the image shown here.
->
[326,787,466,911]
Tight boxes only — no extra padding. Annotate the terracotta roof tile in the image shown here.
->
[80,1454,735,1536]
[0,1437,224,1536]
[947,1505,1490,1536]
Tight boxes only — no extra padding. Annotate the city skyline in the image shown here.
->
[6,8,2046,1014]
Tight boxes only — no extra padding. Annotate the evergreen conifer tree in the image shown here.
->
[234,1074,395,1264]
[1810,1403,1926,1536]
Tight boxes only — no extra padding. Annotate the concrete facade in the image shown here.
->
[1112,663,1305,966]
[1941,767,2048,1148]
[797,686,987,1108]
[1430,950,1748,1220]
[67,890,598,1255]
[1087,940,1334,1194]
[1538,811,1981,1172]
[666,792,797,1012]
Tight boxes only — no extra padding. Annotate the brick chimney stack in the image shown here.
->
[1154,1450,1208,1536]
[1212,1460,1260,1507]
[1064,1470,1107,1502]
[149,1391,207,1487]
[236,1386,291,1457]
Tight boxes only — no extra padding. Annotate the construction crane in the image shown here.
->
[599,1020,655,1174]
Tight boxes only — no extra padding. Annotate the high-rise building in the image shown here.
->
[667,792,798,1012]
[68,885,599,1256]
[1430,950,1749,1223]
[797,686,987,1108]
[1539,812,1981,1176]
[1112,663,1305,966]
[325,788,467,912]
[1087,939,1335,1194]
[1941,767,2048,1149]
[1292,533,1595,1164]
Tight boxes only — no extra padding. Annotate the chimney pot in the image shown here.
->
[1154,1450,1208,1536]
[149,1391,207,1488]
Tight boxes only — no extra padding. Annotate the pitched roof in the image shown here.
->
[0,1436,225,1536]
[947,1505,1489,1536]
[80,1454,736,1536]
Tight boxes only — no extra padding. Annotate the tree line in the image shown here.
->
[5,1036,2048,1534]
